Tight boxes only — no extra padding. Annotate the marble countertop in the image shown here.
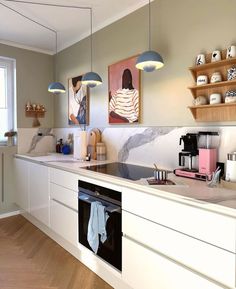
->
[15,153,236,218]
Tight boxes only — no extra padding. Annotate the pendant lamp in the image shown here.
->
[48,31,66,94]
[136,0,164,72]
[82,8,102,88]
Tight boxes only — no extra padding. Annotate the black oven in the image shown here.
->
[78,180,122,271]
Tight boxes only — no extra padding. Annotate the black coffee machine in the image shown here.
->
[178,133,198,171]
[174,133,208,181]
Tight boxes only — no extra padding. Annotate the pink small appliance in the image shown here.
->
[174,131,219,181]
[198,131,219,175]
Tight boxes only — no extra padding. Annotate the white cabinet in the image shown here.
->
[49,168,78,245]
[123,188,236,253]
[123,237,225,289]
[14,157,29,212]
[122,188,236,289]
[0,147,17,207]
[29,162,49,226]
[123,211,235,288]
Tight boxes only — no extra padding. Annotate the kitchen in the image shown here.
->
[0,0,236,289]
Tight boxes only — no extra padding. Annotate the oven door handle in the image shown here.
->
[78,192,121,214]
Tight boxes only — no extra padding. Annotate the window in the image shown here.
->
[0,57,16,143]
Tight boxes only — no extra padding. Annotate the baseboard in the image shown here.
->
[0,210,20,219]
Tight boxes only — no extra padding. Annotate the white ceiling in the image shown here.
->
[0,0,148,54]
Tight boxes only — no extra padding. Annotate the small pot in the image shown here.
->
[154,170,168,181]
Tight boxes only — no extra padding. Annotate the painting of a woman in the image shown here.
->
[108,56,140,124]
[68,75,89,125]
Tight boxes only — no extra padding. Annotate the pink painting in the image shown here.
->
[108,55,140,124]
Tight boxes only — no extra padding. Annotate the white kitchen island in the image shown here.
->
[13,153,236,289]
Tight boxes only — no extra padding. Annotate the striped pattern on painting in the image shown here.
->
[109,88,139,122]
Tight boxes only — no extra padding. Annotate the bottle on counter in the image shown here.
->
[96,142,106,161]
[56,139,63,153]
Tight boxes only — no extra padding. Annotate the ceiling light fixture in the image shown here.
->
[47,31,66,94]
[2,1,101,90]
[81,8,102,88]
[1,0,66,93]
[136,0,164,72]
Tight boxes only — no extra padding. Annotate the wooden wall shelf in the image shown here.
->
[25,110,46,118]
[188,50,236,122]
[188,103,236,122]
[188,79,236,98]
[189,56,236,79]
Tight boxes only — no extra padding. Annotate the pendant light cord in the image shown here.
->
[3,0,91,10]
[0,1,56,34]
[148,0,151,51]
[90,8,93,72]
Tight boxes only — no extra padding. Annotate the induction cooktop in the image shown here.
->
[81,162,154,181]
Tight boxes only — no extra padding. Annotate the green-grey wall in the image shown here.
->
[0,43,54,128]
[55,0,236,128]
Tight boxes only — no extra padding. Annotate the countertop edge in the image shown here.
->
[14,154,236,219]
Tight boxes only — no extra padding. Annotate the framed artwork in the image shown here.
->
[108,55,141,124]
[68,74,89,126]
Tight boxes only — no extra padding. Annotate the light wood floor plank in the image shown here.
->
[0,215,113,289]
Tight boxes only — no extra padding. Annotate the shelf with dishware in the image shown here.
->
[188,102,236,122]
[188,79,236,98]
[188,48,236,122]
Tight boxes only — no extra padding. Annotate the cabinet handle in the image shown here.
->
[1,153,4,202]
[51,198,78,213]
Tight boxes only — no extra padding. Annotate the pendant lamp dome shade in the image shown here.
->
[81,8,102,88]
[48,82,66,93]
[82,72,102,88]
[136,50,164,72]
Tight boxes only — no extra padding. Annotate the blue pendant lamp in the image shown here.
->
[48,31,66,93]
[82,8,102,88]
[136,0,164,72]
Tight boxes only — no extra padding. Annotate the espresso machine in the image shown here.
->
[174,132,219,181]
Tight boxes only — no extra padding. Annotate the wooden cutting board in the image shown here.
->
[87,128,101,159]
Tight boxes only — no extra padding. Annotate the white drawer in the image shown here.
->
[123,211,235,287]
[50,199,78,246]
[50,168,78,191]
[122,188,236,253]
[122,237,227,289]
[50,183,78,211]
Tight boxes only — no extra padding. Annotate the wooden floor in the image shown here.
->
[0,215,113,289]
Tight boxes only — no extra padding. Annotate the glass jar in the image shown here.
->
[96,142,106,161]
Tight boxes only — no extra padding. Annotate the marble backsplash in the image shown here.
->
[17,126,236,170]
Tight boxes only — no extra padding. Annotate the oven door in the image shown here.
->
[78,192,122,271]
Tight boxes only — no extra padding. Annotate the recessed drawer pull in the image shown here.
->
[51,198,78,213]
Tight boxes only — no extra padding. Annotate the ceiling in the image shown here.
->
[0,0,148,54]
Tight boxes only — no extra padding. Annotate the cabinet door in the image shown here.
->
[29,162,49,226]
[14,158,29,211]
[122,237,226,289]
[2,147,17,205]
[50,199,78,245]
[50,183,78,245]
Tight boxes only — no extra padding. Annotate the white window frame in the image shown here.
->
[0,57,16,144]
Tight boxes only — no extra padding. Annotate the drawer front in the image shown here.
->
[122,237,228,289]
[50,183,78,211]
[50,199,78,246]
[122,188,236,253]
[123,211,235,287]
[50,168,78,191]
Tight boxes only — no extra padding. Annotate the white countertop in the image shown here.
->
[15,153,236,218]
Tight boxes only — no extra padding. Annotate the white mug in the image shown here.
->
[210,93,221,104]
[226,45,236,59]
[210,72,222,83]
[193,96,208,106]
[211,50,221,62]
[197,75,208,86]
[196,54,206,66]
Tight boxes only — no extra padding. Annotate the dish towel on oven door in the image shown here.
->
[87,201,109,254]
